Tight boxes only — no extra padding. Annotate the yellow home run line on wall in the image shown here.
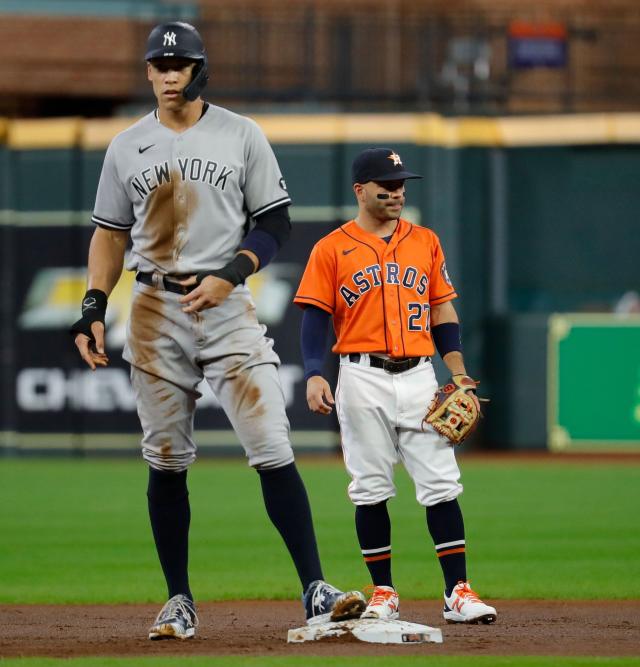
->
[7,117,83,149]
[3,113,640,150]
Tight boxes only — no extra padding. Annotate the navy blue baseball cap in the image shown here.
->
[352,148,422,184]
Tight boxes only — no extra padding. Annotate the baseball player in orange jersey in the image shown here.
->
[294,148,497,624]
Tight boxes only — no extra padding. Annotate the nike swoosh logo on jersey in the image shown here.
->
[342,247,357,256]
[138,144,155,154]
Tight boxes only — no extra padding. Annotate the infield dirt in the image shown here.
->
[1,600,638,658]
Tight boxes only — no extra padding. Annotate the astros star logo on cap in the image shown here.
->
[388,152,403,166]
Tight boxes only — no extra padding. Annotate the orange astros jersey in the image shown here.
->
[294,218,457,358]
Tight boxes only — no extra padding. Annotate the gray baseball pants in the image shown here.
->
[123,279,295,472]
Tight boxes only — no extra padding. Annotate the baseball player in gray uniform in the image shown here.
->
[71,21,365,640]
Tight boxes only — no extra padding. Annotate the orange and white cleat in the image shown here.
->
[361,585,400,620]
[443,581,497,624]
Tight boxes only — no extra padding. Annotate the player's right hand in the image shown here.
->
[74,322,109,371]
[306,376,335,415]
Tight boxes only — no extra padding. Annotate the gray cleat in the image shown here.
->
[148,594,199,640]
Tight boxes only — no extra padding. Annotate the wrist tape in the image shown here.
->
[70,289,108,340]
[196,253,255,287]
[81,289,108,320]
[432,322,462,358]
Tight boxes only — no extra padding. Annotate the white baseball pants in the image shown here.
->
[335,354,463,507]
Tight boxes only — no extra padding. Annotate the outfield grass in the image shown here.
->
[1,656,640,666]
[0,457,638,604]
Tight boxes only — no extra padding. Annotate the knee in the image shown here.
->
[247,443,294,470]
[418,484,463,507]
[142,447,195,473]
[348,475,395,505]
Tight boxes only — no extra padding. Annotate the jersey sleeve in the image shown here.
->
[91,140,135,231]
[429,235,458,305]
[243,120,292,218]
[294,242,337,314]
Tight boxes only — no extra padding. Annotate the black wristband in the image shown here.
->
[70,289,108,340]
[81,289,108,321]
[432,322,462,358]
[196,253,255,287]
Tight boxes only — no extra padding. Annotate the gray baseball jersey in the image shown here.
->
[91,104,294,472]
[92,104,291,273]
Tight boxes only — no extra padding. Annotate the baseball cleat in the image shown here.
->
[148,594,199,640]
[443,581,497,624]
[303,580,366,625]
[361,585,400,620]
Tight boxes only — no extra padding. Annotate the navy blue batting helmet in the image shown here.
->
[145,21,209,101]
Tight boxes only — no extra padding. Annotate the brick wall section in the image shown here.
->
[0,16,149,97]
[2,2,640,112]
[198,0,640,20]
[196,0,640,112]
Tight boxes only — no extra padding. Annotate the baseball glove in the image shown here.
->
[422,375,485,445]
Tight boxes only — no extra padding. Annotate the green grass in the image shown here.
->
[0,457,638,603]
[2,657,640,667]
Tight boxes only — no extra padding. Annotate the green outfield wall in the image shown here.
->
[1,113,639,452]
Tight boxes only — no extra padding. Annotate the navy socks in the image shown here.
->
[426,499,467,596]
[257,462,324,591]
[147,467,193,601]
[355,501,393,587]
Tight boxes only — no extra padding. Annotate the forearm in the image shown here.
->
[87,227,129,296]
[237,249,259,272]
[196,206,289,288]
[240,205,291,270]
[300,306,331,380]
[431,300,467,375]
[431,299,459,327]
[441,351,467,376]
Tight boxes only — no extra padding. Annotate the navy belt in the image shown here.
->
[136,271,196,295]
[348,353,427,374]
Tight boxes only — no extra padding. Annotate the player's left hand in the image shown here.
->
[423,374,487,445]
[466,386,481,413]
[178,275,235,312]
[444,370,482,413]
